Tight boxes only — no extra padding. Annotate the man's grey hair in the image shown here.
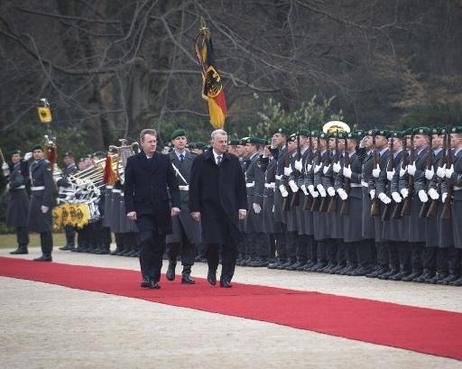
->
[140,128,157,142]
[211,129,228,141]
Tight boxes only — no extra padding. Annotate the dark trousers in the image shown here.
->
[422,246,437,272]
[206,239,238,283]
[274,230,287,261]
[139,230,166,282]
[167,240,196,268]
[40,232,53,256]
[410,242,424,272]
[16,226,29,249]
[296,235,311,263]
[64,225,75,246]
[398,242,411,272]
[387,241,401,270]
[286,231,298,262]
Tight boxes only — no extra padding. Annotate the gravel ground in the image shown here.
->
[1,247,461,369]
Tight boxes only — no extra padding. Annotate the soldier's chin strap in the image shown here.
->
[171,162,188,185]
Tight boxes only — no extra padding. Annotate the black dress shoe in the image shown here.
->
[441,273,459,285]
[149,280,161,289]
[401,271,422,282]
[10,248,28,255]
[33,255,52,262]
[449,277,462,286]
[59,244,74,251]
[166,263,176,281]
[207,270,217,286]
[181,274,196,284]
[220,280,232,288]
[140,277,151,288]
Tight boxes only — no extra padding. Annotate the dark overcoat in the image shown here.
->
[6,161,29,228]
[189,149,247,244]
[124,151,180,234]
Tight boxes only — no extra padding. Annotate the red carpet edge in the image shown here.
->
[1,256,461,361]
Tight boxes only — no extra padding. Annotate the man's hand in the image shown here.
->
[294,159,303,172]
[239,209,247,220]
[191,212,201,222]
[387,169,395,181]
[372,164,381,178]
[252,203,262,214]
[343,165,352,179]
[392,192,402,203]
[40,205,49,214]
[127,211,137,221]
[171,207,181,216]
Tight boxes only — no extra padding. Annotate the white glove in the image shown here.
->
[294,159,303,172]
[387,169,395,181]
[400,188,409,198]
[399,166,407,177]
[372,164,381,178]
[252,203,262,214]
[359,137,366,148]
[446,164,454,179]
[279,185,289,198]
[327,187,335,197]
[369,189,376,199]
[300,184,308,196]
[378,193,392,204]
[178,185,189,191]
[337,188,348,200]
[407,163,417,176]
[418,190,428,203]
[267,182,275,189]
[41,205,49,214]
[442,192,448,203]
[284,166,293,176]
[307,185,316,197]
[392,192,402,203]
[6,183,10,191]
[316,184,327,197]
[289,180,299,193]
[343,165,352,179]
[436,165,446,179]
[333,162,341,174]
[425,167,434,181]
[306,164,313,172]
[24,152,32,161]
[1,162,8,171]
[428,188,439,200]
[311,189,319,198]
[323,165,330,175]
[314,163,322,174]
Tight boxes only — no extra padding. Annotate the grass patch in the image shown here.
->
[0,233,67,249]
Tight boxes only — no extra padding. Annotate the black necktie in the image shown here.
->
[217,155,222,165]
[179,153,184,162]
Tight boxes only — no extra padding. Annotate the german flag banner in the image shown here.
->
[193,21,227,129]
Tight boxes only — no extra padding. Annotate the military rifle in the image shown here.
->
[427,131,446,218]
[400,133,415,217]
[441,132,453,220]
[339,136,351,215]
[419,134,434,218]
[327,134,339,213]
[381,137,394,221]
[318,140,331,213]
[290,133,302,208]
[303,133,314,210]
[310,137,322,212]
[370,134,381,217]
[282,140,292,211]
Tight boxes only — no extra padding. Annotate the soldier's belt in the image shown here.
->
[275,175,283,180]
[14,185,26,189]
[179,185,189,191]
[454,186,462,191]
[246,181,255,188]
[361,181,369,188]
[31,186,45,191]
[350,183,362,188]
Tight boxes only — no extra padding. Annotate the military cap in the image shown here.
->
[319,132,328,140]
[240,137,249,145]
[289,133,297,141]
[31,144,43,151]
[196,141,208,149]
[63,151,74,157]
[347,131,363,140]
[451,126,462,133]
[390,131,405,139]
[298,128,311,137]
[228,139,240,145]
[273,127,288,135]
[413,127,431,136]
[247,137,266,145]
[375,129,391,138]
[187,142,196,149]
[310,130,320,137]
[170,129,186,141]
[9,149,21,156]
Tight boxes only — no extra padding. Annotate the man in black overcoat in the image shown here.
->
[124,129,181,289]
[189,129,248,288]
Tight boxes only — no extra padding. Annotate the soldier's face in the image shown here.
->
[273,133,286,146]
[172,136,187,151]
[413,134,428,149]
[347,139,357,151]
[364,135,373,149]
[246,143,257,155]
[328,138,336,149]
[141,134,157,155]
[390,138,402,150]
[212,134,228,154]
[32,149,43,161]
[228,146,237,155]
[450,133,462,148]
[375,135,388,149]
[11,153,21,164]
[287,140,297,153]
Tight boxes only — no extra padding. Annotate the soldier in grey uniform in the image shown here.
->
[165,129,201,284]
[27,145,55,261]
[57,152,78,251]
[244,137,269,267]
[6,150,30,255]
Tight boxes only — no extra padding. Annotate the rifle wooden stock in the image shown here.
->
[418,201,430,218]
[371,196,381,217]
[327,194,337,213]
[290,189,301,207]
[391,201,404,219]
[282,193,292,211]
[441,189,452,220]
[303,193,313,210]
[381,201,392,221]
[319,196,329,212]
[400,190,413,217]
[426,198,439,218]
[339,197,350,215]
[311,196,321,211]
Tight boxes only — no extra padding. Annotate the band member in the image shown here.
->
[124,129,181,289]
[6,150,30,255]
[166,129,201,284]
[27,145,55,261]
[189,129,247,288]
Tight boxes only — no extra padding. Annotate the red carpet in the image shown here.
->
[1,256,461,361]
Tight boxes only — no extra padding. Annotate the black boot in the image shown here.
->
[181,266,196,284]
[10,247,28,255]
[166,262,176,281]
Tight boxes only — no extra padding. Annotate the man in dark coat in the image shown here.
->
[189,129,248,288]
[165,129,201,284]
[124,129,181,289]
[27,145,55,261]
[6,150,30,254]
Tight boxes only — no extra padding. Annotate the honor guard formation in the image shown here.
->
[4,124,462,287]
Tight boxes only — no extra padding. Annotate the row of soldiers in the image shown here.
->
[235,125,462,286]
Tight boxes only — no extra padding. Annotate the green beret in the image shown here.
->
[247,137,266,145]
[9,149,21,157]
[451,126,462,134]
[298,128,311,137]
[170,129,186,141]
[310,130,320,137]
[347,131,363,140]
[375,129,391,138]
[229,139,240,145]
[196,141,208,149]
[413,127,431,136]
[240,136,249,145]
[273,127,288,135]
[31,144,43,151]
[289,133,297,141]
[187,142,196,149]
[319,132,328,140]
